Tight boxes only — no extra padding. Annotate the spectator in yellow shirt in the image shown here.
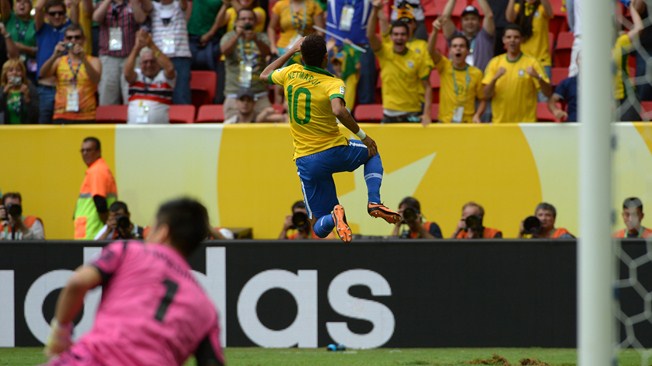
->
[428,18,485,123]
[482,24,551,123]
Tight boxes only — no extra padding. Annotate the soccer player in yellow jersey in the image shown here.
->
[368,0,433,125]
[260,34,401,243]
[482,24,551,123]
[428,18,485,123]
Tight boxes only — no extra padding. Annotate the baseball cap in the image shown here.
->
[237,88,255,100]
[461,5,480,17]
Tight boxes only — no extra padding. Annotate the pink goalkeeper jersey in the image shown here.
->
[74,241,224,366]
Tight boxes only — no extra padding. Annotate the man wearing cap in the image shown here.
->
[221,8,271,121]
[224,88,259,123]
[124,29,175,124]
[614,197,652,239]
[440,0,494,72]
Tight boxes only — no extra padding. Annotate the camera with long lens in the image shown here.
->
[464,214,483,233]
[522,216,542,235]
[115,215,132,238]
[402,207,419,223]
[291,211,310,232]
[2,203,22,221]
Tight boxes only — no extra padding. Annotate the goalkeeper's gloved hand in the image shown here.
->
[44,319,73,358]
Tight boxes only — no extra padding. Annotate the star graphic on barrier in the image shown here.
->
[339,153,437,236]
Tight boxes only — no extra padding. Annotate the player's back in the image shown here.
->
[270,63,348,158]
[80,241,223,366]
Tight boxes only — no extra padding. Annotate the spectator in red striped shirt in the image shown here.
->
[124,29,175,124]
[93,0,151,106]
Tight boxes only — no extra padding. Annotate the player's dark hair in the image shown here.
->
[399,196,421,213]
[623,197,644,211]
[449,34,470,49]
[535,202,557,218]
[301,34,327,67]
[156,198,210,257]
[109,201,129,214]
[83,136,101,151]
[390,20,409,34]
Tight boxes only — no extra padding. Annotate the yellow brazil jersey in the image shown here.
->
[514,3,551,67]
[482,53,548,123]
[272,0,323,48]
[613,33,633,101]
[435,57,484,123]
[382,35,434,95]
[269,63,348,159]
[376,38,433,112]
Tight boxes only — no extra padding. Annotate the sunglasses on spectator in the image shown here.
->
[66,35,83,40]
[48,10,65,16]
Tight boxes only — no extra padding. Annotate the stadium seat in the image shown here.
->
[641,101,652,120]
[554,31,574,67]
[536,102,557,122]
[354,104,383,122]
[169,104,196,124]
[196,104,224,123]
[551,67,568,88]
[190,70,217,108]
[430,103,439,122]
[95,104,127,123]
[430,72,441,104]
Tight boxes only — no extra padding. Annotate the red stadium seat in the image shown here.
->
[196,104,224,123]
[551,67,568,88]
[169,105,196,124]
[554,31,574,67]
[641,101,652,120]
[430,71,441,103]
[190,70,217,108]
[430,103,439,122]
[537,102,557,122]
[95,105,127,124]
[354,104,383,122]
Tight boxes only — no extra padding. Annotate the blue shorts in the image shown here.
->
[296,140,369,219]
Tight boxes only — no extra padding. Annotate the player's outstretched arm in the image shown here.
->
[331,98,378,156]
[45,265,103,357]
[260,37,305,81]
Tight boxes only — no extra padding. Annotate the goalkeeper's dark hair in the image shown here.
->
[156,198,210,257]
[623,197,644,211]
[301,34,327,67]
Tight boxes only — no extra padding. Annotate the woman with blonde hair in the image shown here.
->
[0,58,38,124]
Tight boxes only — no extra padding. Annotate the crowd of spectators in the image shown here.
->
[0,0,646,124]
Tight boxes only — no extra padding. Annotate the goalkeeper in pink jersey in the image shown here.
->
[43,198,225,366]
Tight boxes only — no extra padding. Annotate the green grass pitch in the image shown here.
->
[1,347,649,366]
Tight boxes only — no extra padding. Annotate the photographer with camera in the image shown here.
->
[39,24,101,123]
[0,58,39,124]
[391,197,442,239]
[518,202,574,239]
[0,192,45,240]
[95,201,143,240]
[452,201,502,239]
[279,200,333,239]
[220,8,271,121]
